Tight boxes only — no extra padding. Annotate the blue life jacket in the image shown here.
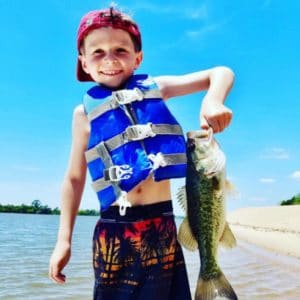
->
[83,74,187,211]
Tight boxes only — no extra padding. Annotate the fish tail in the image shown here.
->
[195,271,238,300]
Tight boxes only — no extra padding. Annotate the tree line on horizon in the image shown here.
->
[279,193,300,206]
[1,193,299,215]
[0,200,99,216]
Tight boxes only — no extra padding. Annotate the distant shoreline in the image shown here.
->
[0,211,99,216]
[0,201,99,216]
[228,205,300,259]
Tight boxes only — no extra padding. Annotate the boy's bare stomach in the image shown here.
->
[117,176,172,206]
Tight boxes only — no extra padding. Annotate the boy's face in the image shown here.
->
[79,27,143,88]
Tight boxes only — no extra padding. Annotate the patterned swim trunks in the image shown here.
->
[93,200,192,300]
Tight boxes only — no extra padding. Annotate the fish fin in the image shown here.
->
[225,180,239,198]
[176,185,187,213]
[177,217,198,251]
[195,271,238,300]
[219,222,237,248]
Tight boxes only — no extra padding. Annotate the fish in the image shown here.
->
[177,128,238,300]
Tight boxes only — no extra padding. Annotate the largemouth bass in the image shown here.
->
[177,128,238,300]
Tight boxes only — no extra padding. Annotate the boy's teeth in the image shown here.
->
[102,70,121,75]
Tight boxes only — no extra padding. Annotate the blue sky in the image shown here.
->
[0,0,299,215]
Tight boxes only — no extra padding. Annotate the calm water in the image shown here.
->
[0,213,300,300]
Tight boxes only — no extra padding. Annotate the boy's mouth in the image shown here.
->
[100,70,123,76]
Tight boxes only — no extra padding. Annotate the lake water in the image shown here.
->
[0,213,300,300]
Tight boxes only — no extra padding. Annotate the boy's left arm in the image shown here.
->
[155,66,234,133]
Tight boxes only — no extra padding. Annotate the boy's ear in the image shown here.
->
[78,55,90,75]
[135,51,143,69]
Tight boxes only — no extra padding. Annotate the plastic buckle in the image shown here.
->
[104,165,133,182]
[148,152,168,170]
[125,123,156,141]
[115,191,131,216]
[112,88,144,105]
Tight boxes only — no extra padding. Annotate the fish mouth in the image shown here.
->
[187,128,212,140]
[186,128,213,148]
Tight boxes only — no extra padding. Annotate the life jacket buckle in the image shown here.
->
[125,123,156,141]
[113,87,144,105]
[104,164,133,182]
[115,191,131,216]
[148,152,168,170]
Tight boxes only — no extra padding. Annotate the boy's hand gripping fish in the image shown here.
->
[177,128,238,300]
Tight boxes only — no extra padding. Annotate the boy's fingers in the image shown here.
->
[200,115,209,130]
[52,272,66,284]
[54,273,66,284]
[207,118,220,133]
[226,111,233,127]
[49,265,66,284]
[202,112,232,133]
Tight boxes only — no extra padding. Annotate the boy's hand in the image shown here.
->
[49,241,71,284]
[200,100,232,133]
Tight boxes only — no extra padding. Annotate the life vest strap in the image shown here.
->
[91,163,133,191]
[124,123,156,141]
[91,152,187,194]
[93,142,110,166]
[85,124,184,163]
[148,152,187,170]
[87,88,161,121]
[92,176,111,192]
[104,164,133,182]
[91,180,130,216]
[115,191,131,216]
[106,123,183,152]
[112,87,144,104]
[91,142,127,201]
[162,153,187,165]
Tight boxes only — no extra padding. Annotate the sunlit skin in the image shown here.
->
[79,27,143,89]
[49,23,235,285]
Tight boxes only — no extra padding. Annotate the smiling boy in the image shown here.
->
[49,7,234,300]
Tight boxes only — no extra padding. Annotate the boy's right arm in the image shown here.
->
[49,104,89,284]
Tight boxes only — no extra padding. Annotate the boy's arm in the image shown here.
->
[49,104,89,284]
[155,66,234,133]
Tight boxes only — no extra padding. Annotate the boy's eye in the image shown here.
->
[116,48,127,53]
[94,49,104,55]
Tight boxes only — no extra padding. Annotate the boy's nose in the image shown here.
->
[104,53,118,64]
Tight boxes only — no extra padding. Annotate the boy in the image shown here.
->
[49,7,234,300]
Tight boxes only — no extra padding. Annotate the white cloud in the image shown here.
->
[260,147,289,160]
[159,22,222,51]
[186,23,219,39]
[187,6,208,20]
[132,3,208,20]
[290,171,300,181]
[259,177,276,184]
